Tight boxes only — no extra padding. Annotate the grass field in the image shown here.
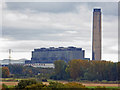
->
[1,81,120,89]
[1,78,120,89]
[2,78,36,81]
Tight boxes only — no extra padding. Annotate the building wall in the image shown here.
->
[92,9,101,60]
[31,47,86,63]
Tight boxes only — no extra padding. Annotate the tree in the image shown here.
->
[118,62,120,81]
[15,79,37,89]
[68,59,89,80]
[53,60,68,80]
[83,60,118,81]
[8,64,23,75]
[2,67,10,78]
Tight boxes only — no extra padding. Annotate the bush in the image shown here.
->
[25,83,47,89]
[48,82,66,88]
[15,79,37,89]
[48,82,87,89]
[95,86,106,89]
[2,83,8,89]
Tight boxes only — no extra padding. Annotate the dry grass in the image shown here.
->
[82,83,118,87]
[0,81,119,89]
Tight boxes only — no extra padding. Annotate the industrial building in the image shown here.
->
[26,47,90,63]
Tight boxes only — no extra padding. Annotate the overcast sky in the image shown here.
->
[0,2,118,62]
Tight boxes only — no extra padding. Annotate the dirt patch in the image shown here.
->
[1,82,18,86]
[82,83,119,87]
[0,82,18,89]
[44,81,119,87]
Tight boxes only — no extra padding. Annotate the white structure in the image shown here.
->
[24,63,55,68]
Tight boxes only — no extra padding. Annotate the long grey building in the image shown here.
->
[29,47,89,63]
[92,9,102,60]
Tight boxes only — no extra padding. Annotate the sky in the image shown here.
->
[0,1,118,62]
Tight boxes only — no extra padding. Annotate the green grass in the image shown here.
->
[86,86,96,88]
[2,78,37,82]
[47,79,56,82]
[7,85,15,88]
[86,86,120,89]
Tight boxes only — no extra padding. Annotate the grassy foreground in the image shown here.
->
[1,80,120,89]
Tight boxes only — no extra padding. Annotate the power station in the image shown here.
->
[26,47,90,63]
[92,9,102,60]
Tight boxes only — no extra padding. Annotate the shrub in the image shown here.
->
[25,83,47,89]
[48,82,66,88]
[48,82,87,89]
[95,86,107,89]
[15,79,37,89]
[2,83,8,89]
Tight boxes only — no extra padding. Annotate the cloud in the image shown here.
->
[6,2,79,13]
[3,4,92,42]
[5,2,118,15]
[1,2,118,62]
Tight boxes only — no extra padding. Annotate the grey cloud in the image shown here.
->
[3,27,65,40]
[5,2,118,16]
[3,26,91,42]
[6,2,79,13]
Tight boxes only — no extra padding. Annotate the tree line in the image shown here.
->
[51,60,119,81]
[2,65,54,79]
[2,59,119,81]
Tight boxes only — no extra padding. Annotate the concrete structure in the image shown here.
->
[92,9,102,60]
[29,47,90,63]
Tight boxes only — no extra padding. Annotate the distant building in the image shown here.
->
[29,46,90,63]
[0,59,10,66]
[92,8,102,60]
[0,59,27,66]
[24,63,54,68]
